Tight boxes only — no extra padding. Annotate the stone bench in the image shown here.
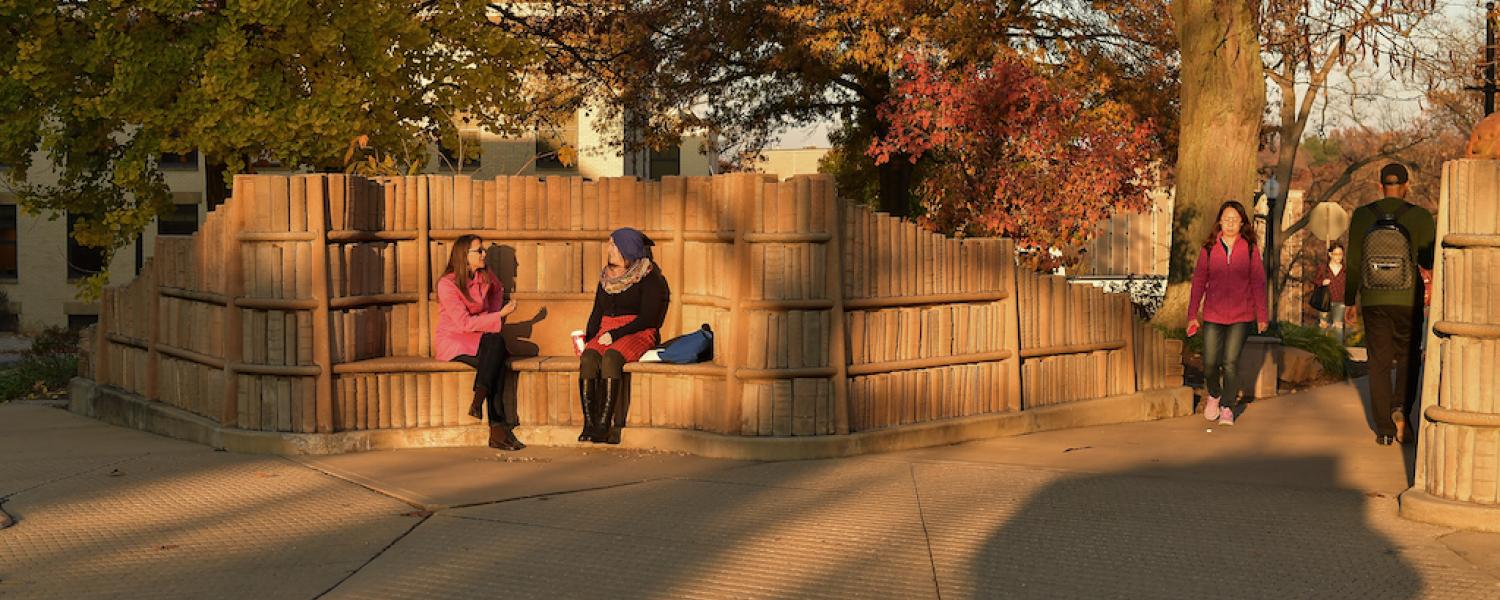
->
[328,356,730,433]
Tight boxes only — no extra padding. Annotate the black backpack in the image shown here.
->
[1361,203,1417,292]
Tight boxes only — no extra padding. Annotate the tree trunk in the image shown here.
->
[876,156,914,217]
[859,82,914,217]
[1157,0,1266,328]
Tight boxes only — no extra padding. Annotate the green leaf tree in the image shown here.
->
[0,0,536,297]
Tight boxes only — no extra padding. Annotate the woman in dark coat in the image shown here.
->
[577,228,670,444]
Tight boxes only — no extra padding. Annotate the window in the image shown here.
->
[158,202,199,236]
[66,212,106,281]
[67,313,98,332]
[648,145,681,180]
[0,204,15,280]
[535,114,578,171]
[160,150,199,170]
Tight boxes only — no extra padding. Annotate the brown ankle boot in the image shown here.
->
[468,389,487,420]
[488,425,522,451]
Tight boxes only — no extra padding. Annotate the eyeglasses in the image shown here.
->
[467,249,484,255]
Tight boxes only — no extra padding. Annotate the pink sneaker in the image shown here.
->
[1217,406,1235,426]
[1203,396,1221,421]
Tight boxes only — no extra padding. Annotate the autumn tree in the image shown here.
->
[0,0,535,296]
[489,1,1178,216]
[1261,0,1436,198]
[868,53,1159,267]
[1257,0,1436,314]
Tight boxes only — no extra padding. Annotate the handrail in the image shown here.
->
[1020,340,1127,359]
[844,291,1010,310]
[1425,405,1500,428]
[159,286,228,306]
[1433,320,1500,339]
[1443,233,1500,248]
[847,350,1014,377]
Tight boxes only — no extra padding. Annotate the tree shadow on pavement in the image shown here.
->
[961,455,1423,598]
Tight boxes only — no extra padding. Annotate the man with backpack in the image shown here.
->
[1345,163,1436,446]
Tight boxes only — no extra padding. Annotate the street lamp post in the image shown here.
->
[1488,2,1496,116]
[1262,176,1282,336]
[1467,2,1498,115]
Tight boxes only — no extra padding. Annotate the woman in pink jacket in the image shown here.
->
[435,235,520,450]
[1187,200,1268,427]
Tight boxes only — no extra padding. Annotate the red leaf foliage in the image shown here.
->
[869,53,1160,265]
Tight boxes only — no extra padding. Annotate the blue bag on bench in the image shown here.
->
[655,324,714,364]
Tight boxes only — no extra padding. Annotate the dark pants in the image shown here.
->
[1363,304,1424,436]
[579,348,627,379]
[452,332,510,424]
[1202,321,1254,410]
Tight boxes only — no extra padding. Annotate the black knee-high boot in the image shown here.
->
[577,377,599,442]
[595,377,624,445]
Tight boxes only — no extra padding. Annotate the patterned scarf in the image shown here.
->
[601,258,653,294]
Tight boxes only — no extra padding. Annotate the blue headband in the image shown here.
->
[610,227,654,261]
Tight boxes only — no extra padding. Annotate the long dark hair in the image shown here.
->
[442,234,482,303]
[1201,200,1257,250]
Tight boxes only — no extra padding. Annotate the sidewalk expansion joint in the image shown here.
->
[282,456,434,512]
[313,511,432,599]
[910,463,944,600]
[444,478,665,511]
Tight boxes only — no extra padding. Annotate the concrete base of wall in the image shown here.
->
[70,377,1193,460]
[1400,488,1500,533]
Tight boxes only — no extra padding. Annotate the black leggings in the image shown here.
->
[452,332,510,423]
[579,348,627,379]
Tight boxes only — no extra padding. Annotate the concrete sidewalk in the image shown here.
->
[4,382,1500,598]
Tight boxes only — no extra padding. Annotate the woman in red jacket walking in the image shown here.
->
[435,235,520,450]
[1187,201,1269,426]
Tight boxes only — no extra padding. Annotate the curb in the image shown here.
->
[69,377,1193,460]
[1399,488,1500,533]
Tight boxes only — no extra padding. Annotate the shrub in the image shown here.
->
[1276,321,1349,379]
[28,326,81,358]
[0,355,78,401]
[0,326,83,402]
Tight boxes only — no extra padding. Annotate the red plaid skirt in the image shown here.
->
[584,315,659,362]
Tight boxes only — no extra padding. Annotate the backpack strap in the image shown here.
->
[1383,201,1415,221]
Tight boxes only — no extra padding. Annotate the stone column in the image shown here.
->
[1401,159,1500,532]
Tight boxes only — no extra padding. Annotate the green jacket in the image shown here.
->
[1344,197,1435,308]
